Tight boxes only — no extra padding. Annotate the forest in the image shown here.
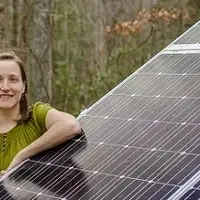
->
[0,0,199,116]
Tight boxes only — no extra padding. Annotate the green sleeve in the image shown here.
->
[32,101,53,133]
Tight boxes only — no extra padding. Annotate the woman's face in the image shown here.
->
[0,60,25,110]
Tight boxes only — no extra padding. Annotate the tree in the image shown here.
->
[27,0,54,103]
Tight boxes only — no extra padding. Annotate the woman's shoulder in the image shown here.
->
[30,101,52,111]
[29,101,53,116]
[28,101,53,132]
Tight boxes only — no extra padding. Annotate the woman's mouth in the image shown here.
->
[0,94,14,98]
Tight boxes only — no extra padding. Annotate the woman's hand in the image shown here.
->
[6,152,27,173]
[0,170,6,175]
[0,153,26,176]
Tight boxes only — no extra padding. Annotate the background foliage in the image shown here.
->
[0,0,199,116]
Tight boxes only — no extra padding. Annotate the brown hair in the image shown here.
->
[0,51,30,123]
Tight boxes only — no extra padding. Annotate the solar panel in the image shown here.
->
[178,189,200,200]
[173,21,200,44]
[1,21,200,199]
[177,179,200,200]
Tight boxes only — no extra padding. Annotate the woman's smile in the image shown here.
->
[0,94,14,98]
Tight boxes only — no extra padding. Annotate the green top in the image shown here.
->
[0,102,52,171]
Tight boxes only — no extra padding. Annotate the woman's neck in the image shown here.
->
[0,106,20,125]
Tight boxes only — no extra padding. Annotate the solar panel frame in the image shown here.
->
[178,189,200,200]
[77,51,200,199]
[167,21,200,45]
[173,22,200,44]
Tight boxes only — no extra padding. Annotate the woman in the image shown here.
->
[0,51,81,174]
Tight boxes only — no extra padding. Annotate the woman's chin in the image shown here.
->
[0,106,12,110]
[0,102,16,109]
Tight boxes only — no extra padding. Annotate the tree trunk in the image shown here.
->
[93,0,105,70]
[0,0,6,50]
[28,0,53,103]
[3,0,26,51]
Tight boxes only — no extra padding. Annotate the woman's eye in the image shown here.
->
[10,77,18,82]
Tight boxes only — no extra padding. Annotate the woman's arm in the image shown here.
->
[6,109,81,172]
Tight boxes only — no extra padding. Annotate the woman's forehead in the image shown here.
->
[0,60,21,75]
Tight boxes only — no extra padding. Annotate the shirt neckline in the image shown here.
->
[0,124,20,140]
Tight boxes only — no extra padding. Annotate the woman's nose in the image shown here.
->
[0,80,10,91]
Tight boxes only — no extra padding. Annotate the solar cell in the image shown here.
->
[137,53,200,74]
[177,180,200,200]
[1,22,200,199]
[178,189,200,200]
[174,21,200,44]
